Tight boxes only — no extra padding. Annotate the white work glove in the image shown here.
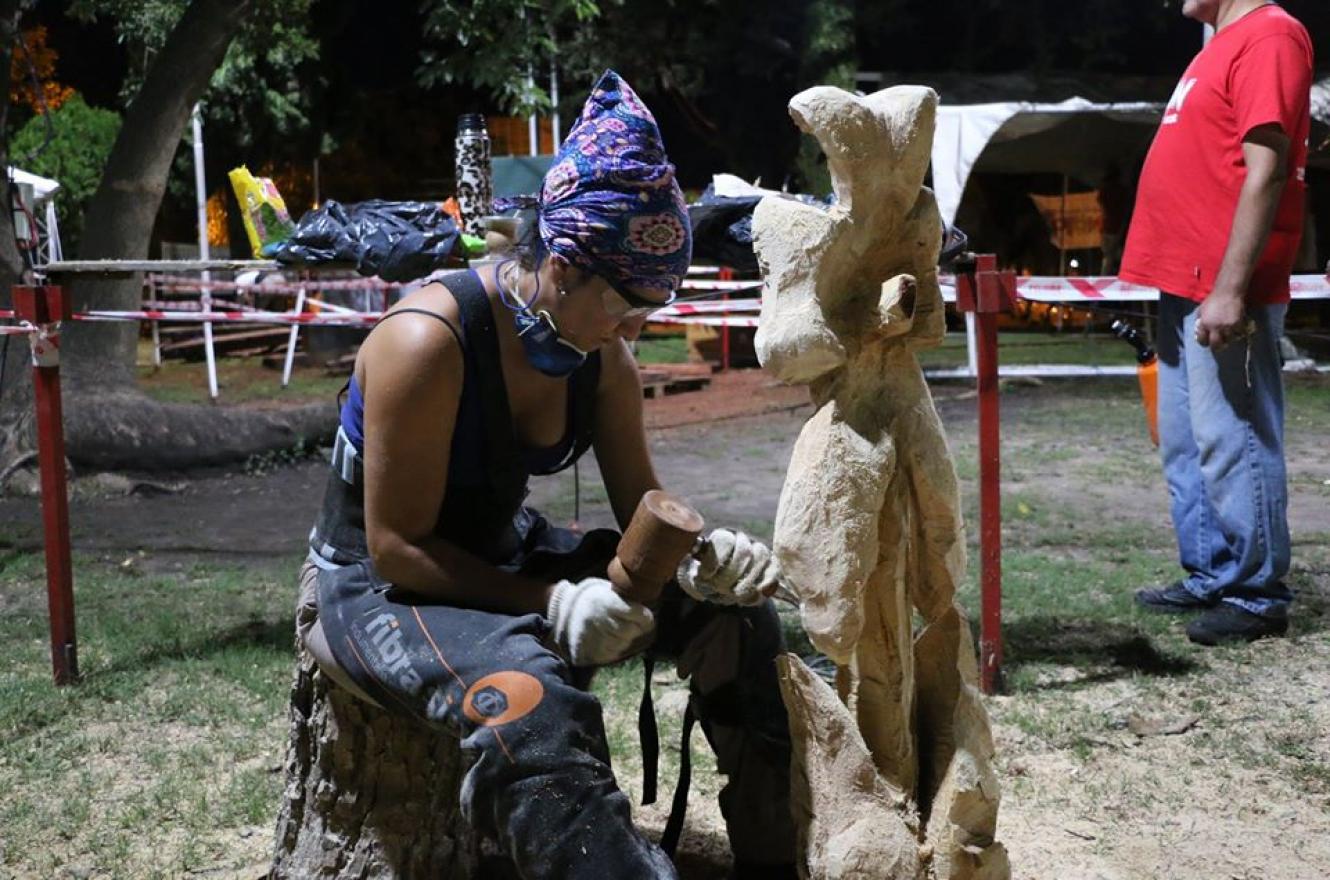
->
[676,528,782,607]
[546,577,656,667]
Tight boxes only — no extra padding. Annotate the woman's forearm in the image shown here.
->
[371,535,555,616]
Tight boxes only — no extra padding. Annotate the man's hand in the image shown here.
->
[547,578,655,667]
[677,529,781,606]
[1194,286,1249,352]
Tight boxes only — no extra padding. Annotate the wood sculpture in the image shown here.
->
[754,85,1010,880]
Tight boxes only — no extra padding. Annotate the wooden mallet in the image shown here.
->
[608,489,705,605]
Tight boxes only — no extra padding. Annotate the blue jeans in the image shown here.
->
[1156,294,1292,618]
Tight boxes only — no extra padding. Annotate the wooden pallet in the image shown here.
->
[158,327,292,360]
[262,351,312,370]
[323,351,359,376]
[639,363,713,399]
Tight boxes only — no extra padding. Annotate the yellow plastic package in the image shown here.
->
[227,166,295,257]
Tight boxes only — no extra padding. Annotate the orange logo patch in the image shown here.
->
[462,671,545,727]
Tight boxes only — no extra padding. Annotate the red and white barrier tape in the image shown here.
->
[940,273,1330,303]
[85,308,381,327]
[0,321,61,364]
[27,322,60,366]
[142,298,266,312]
[0,307,380,328]
[5,273,1325,334]
[142,297,366,316]
[649,314,761,328]
[678,279,764,293]
[656,299,761,316]
[144,273,758,296]
[146,274,409,294]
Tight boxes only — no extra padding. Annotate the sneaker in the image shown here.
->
[1186,604,1289,645]
[1135,581,1215,614]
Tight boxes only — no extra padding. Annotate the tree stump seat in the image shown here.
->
[271,651,522,879]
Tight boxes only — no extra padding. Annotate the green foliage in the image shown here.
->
[65,0,323,243]
[633,335,688,365]
[801,0,855,88]
[136,358,346,405]
[11,93,121,249]
[419,0,837,184]
[794,0,854,193]
[242,435,317,477]
[67,0,320,141]
[418,0,601,116]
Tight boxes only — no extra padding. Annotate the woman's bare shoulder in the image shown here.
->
[357,281,467,387]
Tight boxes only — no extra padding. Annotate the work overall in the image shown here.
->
[298,270,795,879]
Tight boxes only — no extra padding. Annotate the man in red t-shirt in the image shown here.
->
[1120,0,1312,644]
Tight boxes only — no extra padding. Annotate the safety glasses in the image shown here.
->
[599,277,677,320]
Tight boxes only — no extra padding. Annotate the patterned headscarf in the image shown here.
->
[538,70,692,296]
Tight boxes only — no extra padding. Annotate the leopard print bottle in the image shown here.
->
[455,114,493,238]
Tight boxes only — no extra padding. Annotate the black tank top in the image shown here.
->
[310,269,601,566]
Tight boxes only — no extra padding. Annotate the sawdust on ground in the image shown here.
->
[4,370,1329,880]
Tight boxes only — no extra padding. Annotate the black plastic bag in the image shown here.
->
[687,186,836,274]
[687,189,763,274]
[274,200,460,282]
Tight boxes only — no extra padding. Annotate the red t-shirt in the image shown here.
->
[1120,4,1313,304]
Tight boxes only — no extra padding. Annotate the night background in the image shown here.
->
[3,6,1330,878]
[18,0,1330,258]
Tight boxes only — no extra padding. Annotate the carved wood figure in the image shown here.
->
[754,85,1010,880]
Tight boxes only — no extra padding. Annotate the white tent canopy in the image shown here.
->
[931,98,1163,227]
[7,166,61,202]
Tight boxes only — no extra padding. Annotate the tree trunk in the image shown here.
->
[65,0,250,389]
[62,390,337,471]
[0,2,37,464]
[1,0,252,467]
[271,649,503,879]
[0,0,347,474]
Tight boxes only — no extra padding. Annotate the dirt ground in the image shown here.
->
[3,367,1329,879]
[0,370,809,562]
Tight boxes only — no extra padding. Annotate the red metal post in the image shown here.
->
[953,255,1015,694]
[12,285,78,685]
[975,308,1002,693]
[718,266,732,372]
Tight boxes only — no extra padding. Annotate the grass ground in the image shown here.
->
[0,553,292,879]
[2,371,1327,878]
[915,332,1138,370]
[136,357,347,406]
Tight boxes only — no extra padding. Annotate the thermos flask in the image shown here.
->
[455,114,493,238]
